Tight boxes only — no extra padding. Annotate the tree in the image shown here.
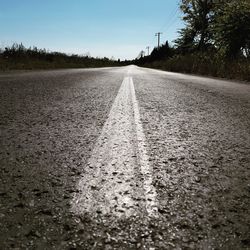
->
[212,0,250,58]
[175,0,214,52]
[175,27,197,53]
[150,41,173,61]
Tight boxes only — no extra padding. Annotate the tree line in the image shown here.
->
[134,0,250,81]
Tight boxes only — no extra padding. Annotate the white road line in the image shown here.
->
[129,77,158,217]
[71,76,157,217]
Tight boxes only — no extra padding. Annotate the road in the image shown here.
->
[0,66,249,249]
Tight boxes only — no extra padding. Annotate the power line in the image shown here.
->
[152,6,179,49]
[160,6,179,31]
[159,6,180,43]
[139,4,181,57]
[154,7,180,50]
[146,46,150,56]
[165,8,180,33]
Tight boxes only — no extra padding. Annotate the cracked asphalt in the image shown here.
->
[0,66,249,249]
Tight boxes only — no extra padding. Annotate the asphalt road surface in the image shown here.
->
[0,66,249,249]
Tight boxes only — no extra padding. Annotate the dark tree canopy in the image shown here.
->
[212,0,250,58]
[175,0,214,53]
[175,0,250,58]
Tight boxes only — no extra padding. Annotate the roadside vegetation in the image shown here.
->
[134,0,250,81]
[0,43,120,71]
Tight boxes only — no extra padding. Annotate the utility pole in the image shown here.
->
[146,46,150,56]
[155,32,163,49]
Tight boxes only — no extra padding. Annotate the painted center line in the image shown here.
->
[72,77,158,217]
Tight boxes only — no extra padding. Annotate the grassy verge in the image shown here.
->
[0,57,120,71]
[0,44,121,71]
[142,53,250,82]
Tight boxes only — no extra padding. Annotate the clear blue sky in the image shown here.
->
[0,0,184,60]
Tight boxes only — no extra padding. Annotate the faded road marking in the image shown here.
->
[72,77,157,217]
